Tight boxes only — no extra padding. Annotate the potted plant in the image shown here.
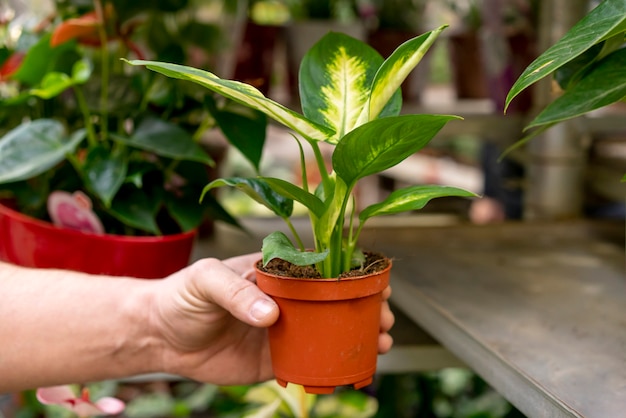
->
[128,26,477,392]
[0,1,265,278]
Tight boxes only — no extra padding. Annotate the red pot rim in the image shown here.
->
[0,202,196,243]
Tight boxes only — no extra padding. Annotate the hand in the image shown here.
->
[151,253,395,385]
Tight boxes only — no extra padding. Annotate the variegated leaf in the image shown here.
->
[299,32,387,143]
[124,60,334,142]
[359,185,478,222]
[505,0,626,111]
[362,26,447,124]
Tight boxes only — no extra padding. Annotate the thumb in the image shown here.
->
[190,258,279,327]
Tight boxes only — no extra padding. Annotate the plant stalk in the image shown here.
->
[73,86,98,147]
[93,0,109,141]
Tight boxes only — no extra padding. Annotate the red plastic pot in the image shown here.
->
[255,260,391,394]
[0,203,196,278]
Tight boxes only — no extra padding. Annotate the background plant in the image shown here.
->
[129,26,477,278]
[505,0,626,184]
[0,0,266,235]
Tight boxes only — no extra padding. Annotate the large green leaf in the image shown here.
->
[333,114,460,187]
[124,59,335,142]
[11,34,77,86]
[505,0,626,111]
[82,145,128,207]
[0,120,85,183]
[113,117,213,165]
[205,97,267,172]
[201,177,293,218]
[261,231,329,267]
[298,32,391,143]
[363,26,446,124]
[527,47,626,128]
[164,191,205,232]
[261,177,326,218]
[108,188,161,235]
[359,185,478,222]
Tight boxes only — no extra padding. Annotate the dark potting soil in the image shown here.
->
[257,251,390,279]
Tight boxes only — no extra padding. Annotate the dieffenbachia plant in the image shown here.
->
[506,0,626,183]
[127,25,477,278]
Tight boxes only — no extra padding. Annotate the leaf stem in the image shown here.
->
[285,217,306,251]
[93,0,109,141]
[73,86,98,147]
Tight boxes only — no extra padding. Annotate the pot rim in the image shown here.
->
[253,257,392,282]
[255,258,392,301]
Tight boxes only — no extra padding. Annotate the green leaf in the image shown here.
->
[206,97,267,172]
[527,48,626,128]
[261,177,326,218]
[333,114,460,187]
[261,231,329,267]
[28,59,93,99]
[364,26,446,123]
[359,185,478,222]
[505,0,626,111]
[0,120,85,183]
[125,59,335,142]
[202,177,293,218]
[71,58,93,83]
[113,117,213,165]
[164,191,205,232]
[199,192,243,230]
[83,146,128,207]
[29,72,73,99]
[12,34,77,86]
[108,189,161,235]
[299,31,390,143]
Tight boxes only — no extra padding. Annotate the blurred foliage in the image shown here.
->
[6,370,529,418]
[374,369,527,418]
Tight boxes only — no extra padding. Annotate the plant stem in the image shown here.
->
[285,217,306,251]
[93,0,109,141]
[73,86,98,147]
[309,140,330,191]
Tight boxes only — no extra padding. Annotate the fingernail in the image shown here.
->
[250,299,276,321]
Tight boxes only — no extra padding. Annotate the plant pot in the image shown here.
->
[0,203,196,278]
[255,259,391,394]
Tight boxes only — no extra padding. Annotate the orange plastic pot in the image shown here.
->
[255,260,391,394]
[0,203,196,278]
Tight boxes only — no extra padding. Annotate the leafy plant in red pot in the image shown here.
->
[0,1,266,278]
[129,26,477,391]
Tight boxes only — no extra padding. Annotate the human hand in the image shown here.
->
[151,253,394,385]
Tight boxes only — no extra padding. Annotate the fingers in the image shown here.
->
[187,257,279,328]
[380,300,394,333]
[379,286,395,354]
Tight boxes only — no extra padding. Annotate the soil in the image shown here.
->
[256,251,390,279]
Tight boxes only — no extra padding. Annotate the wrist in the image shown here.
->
[116,279,165,377]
